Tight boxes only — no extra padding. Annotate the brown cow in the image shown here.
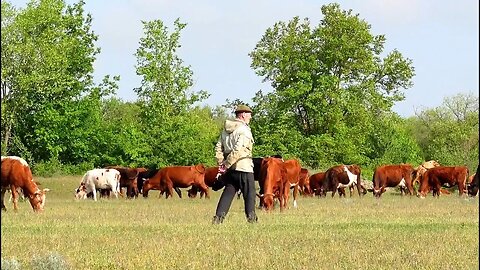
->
[283,159,301,208]
[372,164,415,198]
[298,168,311,196]
[258,157,287,211]
[142,164,208,199]
[309,172,326,196]
[418,166,469,198]
[320,164,363,198]
[1,156,50,212]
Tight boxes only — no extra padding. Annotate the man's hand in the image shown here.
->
[218,163,227,175]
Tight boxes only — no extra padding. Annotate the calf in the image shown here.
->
[75,168,121,201]
[372,164,415,198]
[418,166,469,198]
[309,172,326,196]
[298,168,311,196]
[1,156,50,212]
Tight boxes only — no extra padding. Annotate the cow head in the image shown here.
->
[75,184,88,199]
[262,193,274,211]
[467,182,479,197]
[29,188,50,212]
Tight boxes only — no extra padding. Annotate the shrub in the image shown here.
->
[30,252,71,270]
[1,257,21,270]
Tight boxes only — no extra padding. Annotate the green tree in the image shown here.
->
[134,18,215,167]
[1,0,118,165]
[249,3,415,168]
[406,92,479,171]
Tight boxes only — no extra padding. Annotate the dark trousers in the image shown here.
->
[214,170,257,221]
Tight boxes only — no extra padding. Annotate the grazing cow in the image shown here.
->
[258,157,287,211]
[105,166,140,198]
[412,160,441,186]
[418,166,469,198]
[1,156,50,212]
[309,172,326,196]
[467,164,479,196]
[142,164,207,199]
[75,168,121,201]
[283,159,301,208]
[372,164,415,198]
[298,168,311,196]
[320,164,363,198]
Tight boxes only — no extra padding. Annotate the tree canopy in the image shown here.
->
[1,1,477,176]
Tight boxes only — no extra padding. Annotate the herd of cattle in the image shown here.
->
[1,155,479,212]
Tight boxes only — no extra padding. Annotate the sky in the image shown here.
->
[8,0,479,117]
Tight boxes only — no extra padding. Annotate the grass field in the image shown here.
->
[1,175,479,270]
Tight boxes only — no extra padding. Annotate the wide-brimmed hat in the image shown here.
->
[234,105,252,114]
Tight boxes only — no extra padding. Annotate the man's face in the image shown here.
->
[242,112,252,124]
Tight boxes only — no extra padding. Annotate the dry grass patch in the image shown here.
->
[1,176,478,269]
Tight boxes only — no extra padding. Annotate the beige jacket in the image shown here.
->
[215,119,254,173]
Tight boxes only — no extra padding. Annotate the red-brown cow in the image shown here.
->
[258,157,287,211]
[372,164,415,198]
[142,164,208,199]
[309,172,326,196]
[418,166,469,198]
[320,164,363,198]
[1,156,50,212]
[283,159,301,208]
[298,168,312,196]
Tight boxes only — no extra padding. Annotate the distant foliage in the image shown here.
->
[1,2,477,175]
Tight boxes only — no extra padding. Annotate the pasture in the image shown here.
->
[1,175,479,270]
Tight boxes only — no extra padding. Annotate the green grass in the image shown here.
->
[1,175,479,270]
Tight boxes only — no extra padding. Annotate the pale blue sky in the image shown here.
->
[8,0,479,117]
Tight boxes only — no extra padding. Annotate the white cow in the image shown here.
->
[75,168,121,201]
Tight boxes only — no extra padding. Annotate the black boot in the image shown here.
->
[212,215,224,224]
[246,213,258,223]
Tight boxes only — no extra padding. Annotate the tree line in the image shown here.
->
[1,1,478,177]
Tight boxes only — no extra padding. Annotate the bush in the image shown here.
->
[1,258,21,270]
[30,252,71,270]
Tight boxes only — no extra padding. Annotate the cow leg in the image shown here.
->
[283,184,290,209]
[174,187,182,198]
[331,185,337,198]
[458,179,466,197]
[90,184,97,201]
[197,183,210,199]
[166,184,175,199]
[1,188,7,211]
[407,183,415,196]
[10,185,20,211]
[292,185,299,208]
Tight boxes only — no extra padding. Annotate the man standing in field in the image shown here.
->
[212,104,258,224]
